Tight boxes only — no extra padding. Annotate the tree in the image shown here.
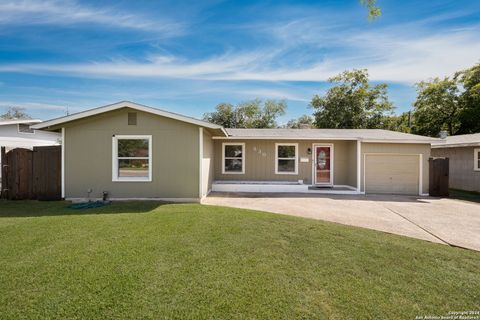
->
[360,0,381,20]
[380,111,412,133]
[285,115,314,129]
[412,77,461,136]
[0,107,32,120]
[455,63,480,134]
[311,69,394,129]
[203,99,286,128]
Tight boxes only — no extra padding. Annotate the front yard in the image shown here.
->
[0,201,478,319]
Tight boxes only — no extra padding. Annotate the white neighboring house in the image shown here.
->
[0,119,61,184]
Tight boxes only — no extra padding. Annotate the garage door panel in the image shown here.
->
[365,155,419,195]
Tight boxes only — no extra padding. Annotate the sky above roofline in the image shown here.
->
[0,0,479,124]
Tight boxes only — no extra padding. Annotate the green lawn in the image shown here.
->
[0,201,478,319]
[449,188,480,203]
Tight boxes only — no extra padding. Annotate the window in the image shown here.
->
[275,143,298,174]
[18,124,34,134]
[475,148,480,171]
[112,135,152,181]
[222,143,245,174]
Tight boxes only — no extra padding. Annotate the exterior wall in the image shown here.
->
[202,130,214,196]
[361,143,430,194]
[214,139,357,186]
[431,146,480,192]
[64,108,200,199]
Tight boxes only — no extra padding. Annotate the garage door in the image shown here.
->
[365,154,419,195]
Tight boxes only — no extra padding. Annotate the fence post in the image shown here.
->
[1,147,6,199]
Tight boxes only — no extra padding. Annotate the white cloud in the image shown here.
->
[0,0,183,34]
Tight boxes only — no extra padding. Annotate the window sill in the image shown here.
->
[222,171,245,175]
[275,171,298,175]
[112,178,152,182]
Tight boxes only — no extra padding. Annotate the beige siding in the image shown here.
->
[431,146,480,192]
[64,108,200,199]
[365,155,419,194]
[202,130,214,196]
[361,143,430,194]
[214,140,357,186]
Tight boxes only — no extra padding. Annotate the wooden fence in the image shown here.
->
[429,157,449,197]
[1,146,61,200]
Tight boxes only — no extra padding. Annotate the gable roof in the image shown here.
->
[432,133,480,148]
[31,101,227,135]
[0,119,42,126]
[223,128,438,143]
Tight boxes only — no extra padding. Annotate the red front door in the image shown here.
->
[315,146,331,185]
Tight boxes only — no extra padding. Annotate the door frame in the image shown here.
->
[312,143,334,186]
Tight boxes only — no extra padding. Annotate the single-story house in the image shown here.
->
[431,133,480,192]
[32,101,436,201]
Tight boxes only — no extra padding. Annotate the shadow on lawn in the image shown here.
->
[0,200,168,218]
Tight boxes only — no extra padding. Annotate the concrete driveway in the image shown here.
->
[203,193,480,251]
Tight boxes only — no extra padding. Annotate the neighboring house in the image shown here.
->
[0,119,60,149]
[431,133,480,192]
[33,101,436,202]
[0,119,61,184]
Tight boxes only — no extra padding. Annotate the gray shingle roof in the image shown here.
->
[224,128,437,142]
[432,133,480,148]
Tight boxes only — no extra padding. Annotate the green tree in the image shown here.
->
[0,107,32,120]
[380,111,412,133]
[285,115,314,128]
[360,0,381,20]
[203,99,286,128]
[455,63,480,134]
[311,69,394,129]
[412,77,461,136]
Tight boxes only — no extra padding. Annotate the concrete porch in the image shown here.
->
[211,180,360,194]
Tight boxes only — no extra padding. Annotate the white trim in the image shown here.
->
[67,197,200,203]
[222,142,245,174]
[356,140,361,192]
[363,153,423,196]
[361,139,435,144]
[31,101,227,134]
[112,135,152,182]
[61,127,65,199]
[275,143,298,175]
[432,142,480,149]
[199,127,203,197]
[312,143,334,186]
[474,148,480,171]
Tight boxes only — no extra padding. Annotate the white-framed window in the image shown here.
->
[474,148,480,171]
[112,135,152,182]
[222,142,245,174]
[275,143,298,175]
[18,124,35,134]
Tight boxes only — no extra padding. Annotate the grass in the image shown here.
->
[0,201,478,319]
[449,188,480,203]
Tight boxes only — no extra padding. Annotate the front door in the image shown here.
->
[314,146,332,185]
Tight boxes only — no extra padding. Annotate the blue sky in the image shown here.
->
[0,0,479,124]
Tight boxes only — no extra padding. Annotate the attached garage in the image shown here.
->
[364,154,420,195]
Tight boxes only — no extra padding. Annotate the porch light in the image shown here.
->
[307,147,312,155]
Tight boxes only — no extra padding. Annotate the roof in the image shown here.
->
[222,128,438,143]
[432,133,480,148]
[0,119,42,126]
[31,101,227,135]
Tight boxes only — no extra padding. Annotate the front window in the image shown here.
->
[112,135,152,181]
[475,148,480,171]
[275,143,298,174]
[222,143,245,174]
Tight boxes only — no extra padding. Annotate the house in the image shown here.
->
[32,101,436,201]
[0,119,60,149]
[431,133,480,192]
[0,119,61,185]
